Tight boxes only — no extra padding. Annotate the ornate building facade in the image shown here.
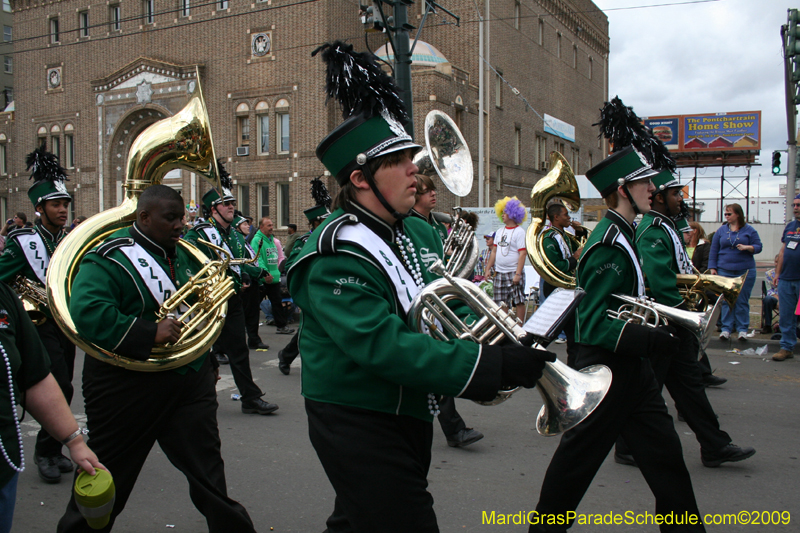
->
[0,0,608,233]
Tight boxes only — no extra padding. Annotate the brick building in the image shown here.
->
[0,0,608,236]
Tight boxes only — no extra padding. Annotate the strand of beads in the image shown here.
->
[394,229,424,289]
[427,393,441,416]
[0,342,24,472]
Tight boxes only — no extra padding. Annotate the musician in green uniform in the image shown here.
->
[409,174,448,243]
[57,184,255,532]
[529,144,706,533]
[409,173,483,448]
[0,145,77,484]
[277,177,332,375]
[184,162,279,415]
[615,170,754,468]
[290,41,555,533]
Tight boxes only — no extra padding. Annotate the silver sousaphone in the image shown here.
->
[412,111,478,278]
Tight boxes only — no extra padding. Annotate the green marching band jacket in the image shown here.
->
[69,224,207,372]
[0,223,68,320]
[184,218,266,293]
[574,210,646,355]
[287,203,501,422]
[635,211,691,308]
[542,226,578,276]
[410,209,448,244]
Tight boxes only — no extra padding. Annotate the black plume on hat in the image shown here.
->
[217,158,233,191]
[594,96,676,173]
[26,142,69,183]
[312,41,409,124]
[310,175,331,208]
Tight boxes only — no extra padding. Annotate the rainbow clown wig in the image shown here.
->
[494,196,527,225]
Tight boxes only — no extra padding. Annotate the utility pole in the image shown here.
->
[782,10,800,221]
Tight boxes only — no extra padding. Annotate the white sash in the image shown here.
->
[614,232,646,297]
[337,223,420,314]
[119,244,180,314]
[16,232,49,285]
[200,226,240,276]
[662,222,694,275]
[552,230,571,260]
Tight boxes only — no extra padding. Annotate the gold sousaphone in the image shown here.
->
[47,70,234,371]
[526,152,589,289]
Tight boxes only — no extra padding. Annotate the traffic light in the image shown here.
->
[772,151,782,175]
[788,10,800,104]
[360,2,393,33]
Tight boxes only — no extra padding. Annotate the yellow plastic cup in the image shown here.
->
[74,469,115,530]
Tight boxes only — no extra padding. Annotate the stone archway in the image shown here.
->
[106,107,168,206]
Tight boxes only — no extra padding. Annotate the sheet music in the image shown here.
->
[523,288,585,340]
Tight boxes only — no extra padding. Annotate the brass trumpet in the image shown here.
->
[408,259,612,436]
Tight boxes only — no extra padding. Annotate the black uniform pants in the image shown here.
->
[306,399,438,533]
[35,320,76,457]
[57,356,255,533]
[240,283,263,347]
[217,294,263,402]
[618,326,730,455]
[531,344,704,533]
[436,396,466,437]
[281,332,299,363]
[262,281,287,329]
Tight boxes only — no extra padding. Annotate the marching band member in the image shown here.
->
[0,144,76,484]
[289,41,555,532]
[184,161,279,415]
[57,185,255,532]
[277,177,331,375]
[410,174,483,448]
[614,170,754,468]
[528,139,705,532]
[540,203,585,361]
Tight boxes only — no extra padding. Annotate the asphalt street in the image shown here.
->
[11,322,800,532]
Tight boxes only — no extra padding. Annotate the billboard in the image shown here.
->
[642,111,761,153]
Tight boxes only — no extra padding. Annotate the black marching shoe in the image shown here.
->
[703,374,727,387]
[446,428,484,448]
[55,453,74,473]
[701,443,755,468]
[614,451,638,467]
[241,398,279,415]
[34,453,61,484]
[215,352,230,365]
[277,350,290,375]
[249,342,270,350]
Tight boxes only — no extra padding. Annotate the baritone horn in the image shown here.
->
[47,69,234,371]
[526,152,590,289]
[676,271,746,312]
[408,259,612,437]
[442,207,479,278]
[608,294,722,352]
[12,275,48,325]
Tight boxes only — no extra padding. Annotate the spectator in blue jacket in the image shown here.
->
[708,203,762,341]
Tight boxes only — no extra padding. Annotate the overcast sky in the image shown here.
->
[590,0,793,221]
